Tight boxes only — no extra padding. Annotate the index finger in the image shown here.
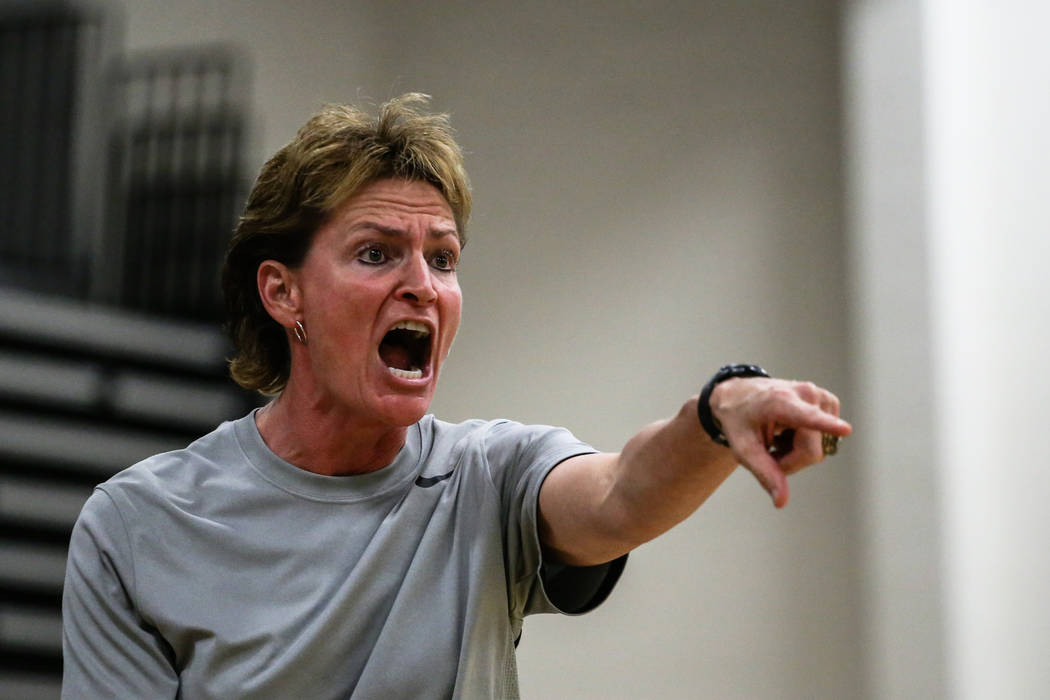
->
[732,432,790,508]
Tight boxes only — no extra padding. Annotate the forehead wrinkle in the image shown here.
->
[349,220,459,241]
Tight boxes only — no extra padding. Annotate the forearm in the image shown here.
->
[608,397,737,544]
[540,397,736,566]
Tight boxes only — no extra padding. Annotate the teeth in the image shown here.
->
[392,320,429,336]
[388,367,423,380]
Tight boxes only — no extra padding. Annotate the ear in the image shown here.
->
[257,259,302,328]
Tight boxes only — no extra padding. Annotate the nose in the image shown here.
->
[398,254,437,304]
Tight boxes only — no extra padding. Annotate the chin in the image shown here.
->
[372,395,432,427]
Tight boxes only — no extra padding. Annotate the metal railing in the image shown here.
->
[102,45,249,321]
[0,1,109,298]
[1,2,249,322]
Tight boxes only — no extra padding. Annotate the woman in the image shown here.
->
[62,94,850,698]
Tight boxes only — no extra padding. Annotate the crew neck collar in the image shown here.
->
[232,409,427,502]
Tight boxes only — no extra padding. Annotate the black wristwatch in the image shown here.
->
[697,364,770,446]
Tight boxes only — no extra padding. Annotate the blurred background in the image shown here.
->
[0,1,1046,698]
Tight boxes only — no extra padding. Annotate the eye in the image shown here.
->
[431,249,457,272]
[357,246,386,265]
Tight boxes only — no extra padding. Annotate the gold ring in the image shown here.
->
[821,433,839,456]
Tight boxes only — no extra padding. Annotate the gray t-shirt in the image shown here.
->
[62,411,625,699]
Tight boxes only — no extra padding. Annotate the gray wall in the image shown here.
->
[118,2,860,698]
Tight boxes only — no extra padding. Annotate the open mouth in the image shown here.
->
[378,320,432,380]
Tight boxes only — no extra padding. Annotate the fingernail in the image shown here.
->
[770,488,780,506]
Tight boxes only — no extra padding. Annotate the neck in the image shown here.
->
[255,387,410,477]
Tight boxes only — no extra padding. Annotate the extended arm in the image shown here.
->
[538,376,851,566]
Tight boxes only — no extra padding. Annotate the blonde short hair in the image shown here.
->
[222,93,471,394]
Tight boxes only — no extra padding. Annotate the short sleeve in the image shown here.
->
[62,489,179,699]
[480,421,626,619]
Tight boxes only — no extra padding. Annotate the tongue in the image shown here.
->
[379,342,414,371]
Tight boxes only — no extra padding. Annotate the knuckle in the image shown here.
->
[795,381,819,401]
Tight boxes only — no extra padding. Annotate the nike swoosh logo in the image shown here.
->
[414,469,454,488]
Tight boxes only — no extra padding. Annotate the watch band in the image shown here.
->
[697,364,770,446]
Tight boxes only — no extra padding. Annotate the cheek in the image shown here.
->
[446,288,463,325]
[440,290,462,353]
[309,293,372,360]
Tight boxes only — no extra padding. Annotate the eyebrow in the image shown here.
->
[351,221,459,240]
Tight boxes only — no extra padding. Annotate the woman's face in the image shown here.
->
[292,178,462,428]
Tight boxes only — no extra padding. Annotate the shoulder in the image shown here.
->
[421,415,594,473]
[96,417,243,512]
